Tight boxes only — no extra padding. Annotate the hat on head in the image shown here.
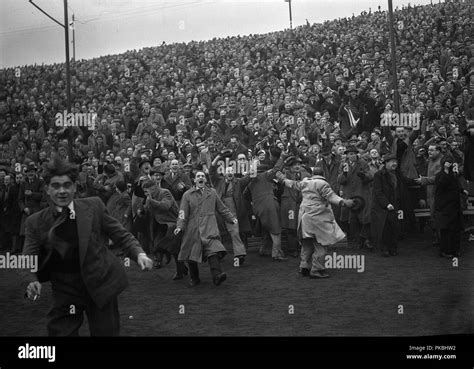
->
[320,146,332,155]
[284,156,302,167]
[348,134,358,143]
[139,157,152,168]
[150,165,166,175]
[219,148,234,158]
[104,164,116,175]
[344,145,358,154]
[382,153,397,163]
[26,162,37,172]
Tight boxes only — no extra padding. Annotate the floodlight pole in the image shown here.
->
[388,0,400,113]
[29,0,71,113]
[71,13,76,61]
[288,0,293,30]
[64,0,71,112]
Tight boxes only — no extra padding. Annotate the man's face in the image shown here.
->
[170,160,179,172]
[4,175,11,186]
[225,167,234,180]
[47,175,76,208]
[194,171,206,188]
[385,159,398,171]
[141,163,151,174]
[144,185,157,198]
[396,128,406,139]
[428,146,439,159]
[347,152,357,162]
[370,149,379,159]
[26,170,35,181]
[290,162,301,174]
[152,172,163,184]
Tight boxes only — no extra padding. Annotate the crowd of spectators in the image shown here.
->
[0,0,473,257]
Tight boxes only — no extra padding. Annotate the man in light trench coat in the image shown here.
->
[276,167,354,278]
[174,171,237,287]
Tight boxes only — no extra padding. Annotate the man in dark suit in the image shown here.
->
[371,154,414,257]
[163,159,192,205]
[23,156,153,336]
[142,179,187,279]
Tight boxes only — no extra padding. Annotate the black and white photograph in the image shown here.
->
[0,0,473,367]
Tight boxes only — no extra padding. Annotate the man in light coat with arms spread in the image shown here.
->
[276,167,355,278]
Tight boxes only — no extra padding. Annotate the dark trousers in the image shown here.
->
[439,229,461,256]
[380,215,398,253]
[284,229,300,253]
[240,232,249,249]
[47,273,120,336]
[188,255,222,281]
[348,212,370,246]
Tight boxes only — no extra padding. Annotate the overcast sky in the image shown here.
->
[0,0,432,68]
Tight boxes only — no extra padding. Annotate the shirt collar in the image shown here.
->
[56,200,75,214]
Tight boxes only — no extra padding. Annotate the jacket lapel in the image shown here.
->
[74,199,93,266]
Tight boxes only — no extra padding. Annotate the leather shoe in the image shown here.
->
[273,256,288,262]
[172,273,184,280]
[188,278,201,287]
[439,252,454,258]
[213,272,227,286]
[235,256,245,267]
[299,268,310,277]
[309,270,330,279]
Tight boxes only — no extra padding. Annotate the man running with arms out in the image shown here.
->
[276,167,354,278]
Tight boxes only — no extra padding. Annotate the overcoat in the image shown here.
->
[433,171,463,231]
[18,177,45,236]
[177,186,235,263]
[209,164,252,233]
[280,169,310,230]
[107,191,133,232]
[283,175,346,246]
[146,187,181,255]
[240,159,284,234]
[370,167,413,247]
[337,159,372,224]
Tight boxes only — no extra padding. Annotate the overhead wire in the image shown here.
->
[1,0,213,35]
